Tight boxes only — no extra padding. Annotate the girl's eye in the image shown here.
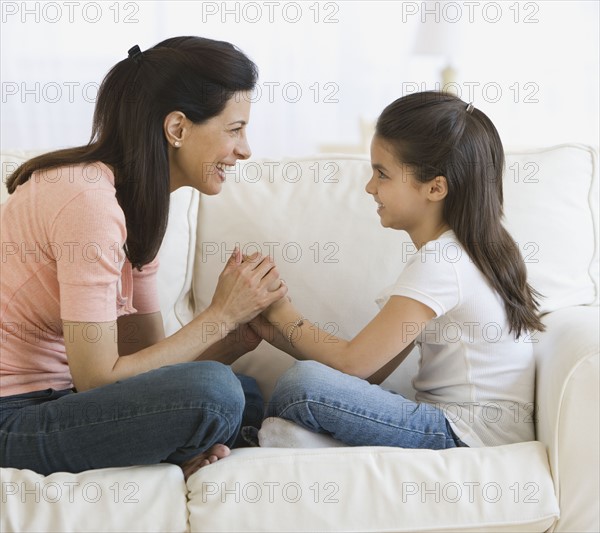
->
[378,170,387,179]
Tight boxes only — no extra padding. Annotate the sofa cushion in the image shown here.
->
[156,186,199,336]
[0,464,188,533]
[502,144,598,311]
[187,442,559,533]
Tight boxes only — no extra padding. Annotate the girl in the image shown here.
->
[0,37,287,479]
[253,91,545,449]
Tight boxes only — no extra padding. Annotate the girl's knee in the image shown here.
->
[281,361,336,389]
[269,361,331,412]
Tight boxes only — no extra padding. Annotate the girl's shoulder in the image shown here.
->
[412,230,467,267]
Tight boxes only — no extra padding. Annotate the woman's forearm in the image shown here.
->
[67,305,233,392]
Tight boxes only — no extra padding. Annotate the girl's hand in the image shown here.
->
[209,248,287,329]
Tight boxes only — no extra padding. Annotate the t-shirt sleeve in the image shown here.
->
[51,189,126,322]
[375,241,461,318]
[131,255,161,314]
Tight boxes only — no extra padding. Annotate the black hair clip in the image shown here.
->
[128,45,143,63]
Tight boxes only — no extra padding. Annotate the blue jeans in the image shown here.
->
[266,361,467,449]
[0,361,263,475]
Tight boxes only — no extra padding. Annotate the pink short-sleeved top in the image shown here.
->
[0,161,161,396]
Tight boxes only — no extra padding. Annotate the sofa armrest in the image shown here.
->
[534,305,599,533]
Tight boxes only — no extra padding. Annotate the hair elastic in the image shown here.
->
[128,45,143,63]
[466,102,475,114]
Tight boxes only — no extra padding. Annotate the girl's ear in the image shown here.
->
[163,111,187,146]
[427,175,449,201]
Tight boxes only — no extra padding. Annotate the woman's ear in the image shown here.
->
[427,175,449,201]
[163,111,187,147]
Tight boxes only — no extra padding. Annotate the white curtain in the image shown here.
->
[1,1,598,156]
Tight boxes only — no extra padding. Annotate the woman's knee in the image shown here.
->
[151,361,245,417]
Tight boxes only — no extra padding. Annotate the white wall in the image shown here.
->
[1,0,598,157]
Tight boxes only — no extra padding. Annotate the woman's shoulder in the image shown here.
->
[26,160,119,211]
[30,160,117,194]
[13,160,125,228]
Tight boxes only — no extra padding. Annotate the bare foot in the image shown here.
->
[181,444,231,481]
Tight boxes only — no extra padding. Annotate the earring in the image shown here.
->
[174,141,181,148]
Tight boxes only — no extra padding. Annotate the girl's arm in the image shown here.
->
[259,296,434,379]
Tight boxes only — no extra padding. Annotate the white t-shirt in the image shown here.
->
[375,230,535,447]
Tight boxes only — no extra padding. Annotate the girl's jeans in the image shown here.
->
[0,361,263,475]
[266,361,467,449]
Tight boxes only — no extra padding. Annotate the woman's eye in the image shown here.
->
[230,128,242,135]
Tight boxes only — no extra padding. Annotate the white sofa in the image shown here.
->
[1,144,598,532]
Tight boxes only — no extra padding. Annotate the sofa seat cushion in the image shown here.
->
[187,442,558,533]
[0,464,188,533]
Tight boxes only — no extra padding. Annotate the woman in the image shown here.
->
[0,36,286,479]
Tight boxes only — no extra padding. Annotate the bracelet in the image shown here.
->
[287,317,306,347]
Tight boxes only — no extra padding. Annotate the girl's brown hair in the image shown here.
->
[6,36,258,269]
[376,91,545,337]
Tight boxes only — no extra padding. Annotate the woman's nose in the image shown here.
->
[235,135,251,160]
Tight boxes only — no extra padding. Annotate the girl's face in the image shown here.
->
[167,92,252,194]
[366,136,430,232]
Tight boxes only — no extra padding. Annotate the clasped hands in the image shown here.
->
[207,248,289,360]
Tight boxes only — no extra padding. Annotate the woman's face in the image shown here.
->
[167,92,252,194]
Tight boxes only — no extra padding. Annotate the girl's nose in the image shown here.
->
[365,174,376,195]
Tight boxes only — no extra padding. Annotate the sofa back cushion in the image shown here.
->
[190,145,599,396]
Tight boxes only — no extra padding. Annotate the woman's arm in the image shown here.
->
[196,323,262,365]
[260,296,433,379]
[64,305,229,391]
[64,250,286,392]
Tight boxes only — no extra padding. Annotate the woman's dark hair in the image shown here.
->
[6,36,258,269]
[376,90,545,336]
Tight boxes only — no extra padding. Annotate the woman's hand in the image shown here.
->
[208,248,287,330]
[243,252,282,292]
